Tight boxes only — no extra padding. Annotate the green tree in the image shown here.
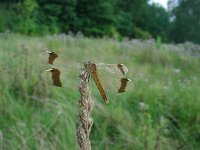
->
[170,0,200,43]
[37,0,77,33]
[76,0,117,36]
[0,0,171,40]
[115,0,148,37]
[135,3,170,41]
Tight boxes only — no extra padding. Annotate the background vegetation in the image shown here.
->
[0,33,200,149]
[0,0,199,43]
[0,0,200,150]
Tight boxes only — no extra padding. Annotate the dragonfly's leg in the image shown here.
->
[87,73,91,83]
[84,71,90,83]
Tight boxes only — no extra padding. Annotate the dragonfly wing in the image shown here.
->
[96,66,133,93]
[40,50,82,89]
[41,67,80,90]
[96,63,129,76]
[40,50,83,71]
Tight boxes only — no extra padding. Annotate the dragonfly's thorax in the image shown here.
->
[84,61,96,73]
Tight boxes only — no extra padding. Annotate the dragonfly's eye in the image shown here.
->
[84,62,88,68]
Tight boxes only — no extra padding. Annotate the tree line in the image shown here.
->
[0,0,199,44]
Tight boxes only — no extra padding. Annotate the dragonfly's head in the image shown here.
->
[84,61,90,69]
[84,61,96,72]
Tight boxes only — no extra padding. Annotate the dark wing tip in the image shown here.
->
[48,52,58,65]
[42,50,58,65]
[46,68,62,87]
[117,64,128,76]
[118,78,131,93]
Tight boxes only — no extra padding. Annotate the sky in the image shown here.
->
[149,0,168,9]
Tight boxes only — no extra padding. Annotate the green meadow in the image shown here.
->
[0,33,200,150]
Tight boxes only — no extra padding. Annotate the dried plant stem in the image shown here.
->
[77,71,94,150]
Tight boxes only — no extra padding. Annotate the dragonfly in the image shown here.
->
[40,50,133,104]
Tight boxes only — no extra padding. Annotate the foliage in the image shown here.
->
[133,26,152,39]
[169,0,200,44]
[0,0,171,41]
[135,3,170,41]
[0,0,199,43]
[0,33,200,149]
[75,0,115,36]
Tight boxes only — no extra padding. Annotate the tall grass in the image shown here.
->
[0,33,200,150]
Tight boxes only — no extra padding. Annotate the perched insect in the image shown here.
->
[40,50,133,103]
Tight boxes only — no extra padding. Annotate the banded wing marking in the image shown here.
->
[45,68,62,87]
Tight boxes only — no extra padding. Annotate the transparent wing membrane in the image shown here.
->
[96,63,128,76]
[41,67,79,90]
[40,50,81,89]
[96,64,133,93]
[40,50,83,71]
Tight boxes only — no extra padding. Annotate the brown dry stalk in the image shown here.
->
[77,71,94,150]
